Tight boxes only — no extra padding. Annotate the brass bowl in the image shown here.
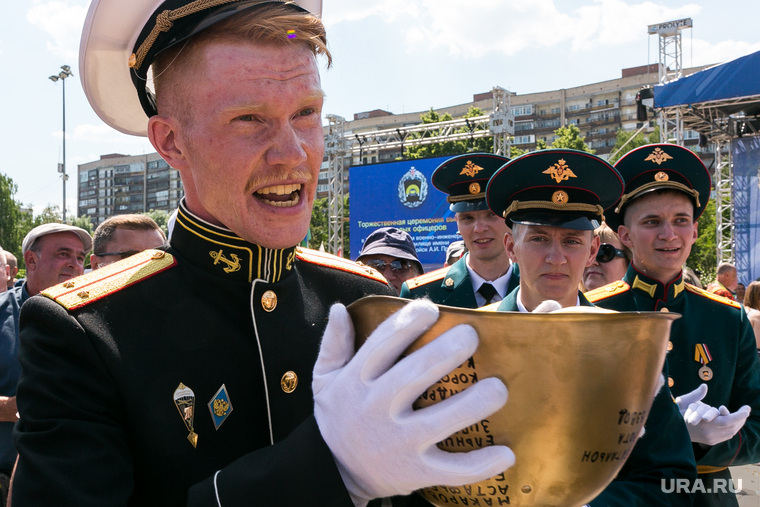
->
[347,296,679,507]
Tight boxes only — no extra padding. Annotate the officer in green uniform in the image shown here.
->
[586,143,760,507]
[400,153,519,307]
[11,1,515,505]
[487,148,696,506]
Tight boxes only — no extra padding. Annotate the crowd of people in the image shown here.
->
[0,1,758,506]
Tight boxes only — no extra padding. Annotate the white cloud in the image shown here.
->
[68,123,152,148]
[27,1,88,60]
[324,0,420,25]
[346,0,704,59]
[686,39,760,68]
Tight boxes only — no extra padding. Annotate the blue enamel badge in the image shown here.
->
[208,384,233,430]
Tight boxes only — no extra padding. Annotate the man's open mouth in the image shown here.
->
[254,184,302,207]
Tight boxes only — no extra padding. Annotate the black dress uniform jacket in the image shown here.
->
[587,266,760,472]
[12,204,394,507]
[496,289,697,507]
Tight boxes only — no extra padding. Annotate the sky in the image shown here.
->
[1,0,759,216]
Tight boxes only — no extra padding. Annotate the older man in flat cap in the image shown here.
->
[11,2,514,506]
[0,223,90,504]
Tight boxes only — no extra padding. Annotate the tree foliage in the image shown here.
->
[543,124,594,153]
[608,126,660,164]
[404,107,493,159]
[144,209,171,237]
[0,174,22,261]
[687,199,718,286]
[308,195,350,257]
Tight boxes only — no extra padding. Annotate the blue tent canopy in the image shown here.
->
[654,50,760,109]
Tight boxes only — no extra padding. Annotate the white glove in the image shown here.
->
[313,300,515,504]
[674,384,751,446]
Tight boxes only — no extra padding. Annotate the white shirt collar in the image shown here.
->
[466,254,513,307]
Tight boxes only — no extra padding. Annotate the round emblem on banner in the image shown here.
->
[398,167,429,208]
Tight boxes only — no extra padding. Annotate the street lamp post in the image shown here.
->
[49,65,73,222]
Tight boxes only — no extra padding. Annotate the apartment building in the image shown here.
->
[316,63,713,198]
[77,153,183,225]
[78,64,713,215]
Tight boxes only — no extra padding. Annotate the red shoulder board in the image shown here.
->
[584,280,630,303]
[295,247,387,283]
[685,284,742,309]
[404,266,447,290]
[43,250,176,311]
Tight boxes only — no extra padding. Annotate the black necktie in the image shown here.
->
[478,283,498,304]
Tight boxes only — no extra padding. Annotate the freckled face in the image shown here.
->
[166,42,325,248]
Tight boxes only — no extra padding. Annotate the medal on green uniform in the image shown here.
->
[173,383,198,448]
[694,344,713,381]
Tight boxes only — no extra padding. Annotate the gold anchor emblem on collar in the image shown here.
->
[209,249,241,273]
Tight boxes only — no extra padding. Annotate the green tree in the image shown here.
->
[405,107,493,159]
[308,195,349,257]
[68,215,94,236]
[686,199,718,286]
[545,124,594,153]
[144,209,171,237]
[608,126,660,164]
[0,174,22,259]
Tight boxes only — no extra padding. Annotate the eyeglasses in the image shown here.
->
[596,243,627,264]
[93,250,141,260]
[362,259,414,274]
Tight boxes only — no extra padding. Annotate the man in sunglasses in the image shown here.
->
[587,143,760,507]
[401,153,519,308]
[90,214,167,269]
[357,227,423,294]
[487,148,696,506]
[582,223,631,292]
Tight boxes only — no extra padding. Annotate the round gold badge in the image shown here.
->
[444,278,454,287]
[552,190,568,204]
[261,290,277,312]
[469,182,481,194]
[281,371,298,393]
[667,341,673,352]
[668,377,674,388]
[699,366,713,381]
[654,171,669,182]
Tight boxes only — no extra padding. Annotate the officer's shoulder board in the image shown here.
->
[584,280,630,303]
[403,266,448,290]
[43,249,176,311]
[295,247,387,283]
[685,284,742,309]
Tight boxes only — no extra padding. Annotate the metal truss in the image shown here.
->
[713,140,734,263]
[324,88,513,256]
[324,114,349,256]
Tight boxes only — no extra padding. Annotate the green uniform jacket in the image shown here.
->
[587,265,760,472]
[399,254,520,308]
[12,203,395,507]
[497,289,696,507]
